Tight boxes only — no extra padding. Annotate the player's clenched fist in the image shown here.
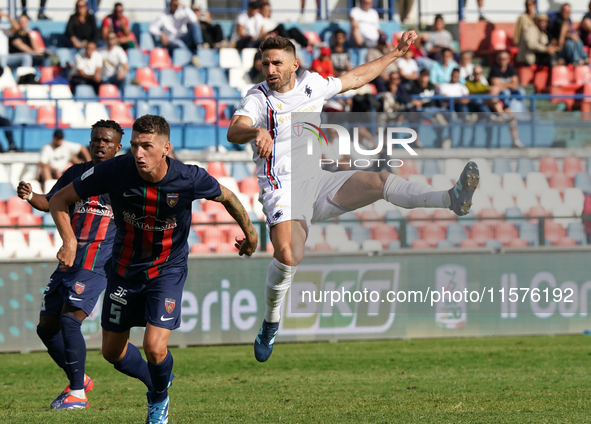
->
[394,30,418,56]
[56,239,77,269]
[254,127,274,159]
[17,181,32,200]
[235,234,258,256]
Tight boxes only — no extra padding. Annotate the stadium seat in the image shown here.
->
[55,48,75,67]
[194,85,217,123]
[490,29,508,51]
[519,221,539,245]
[540,157,560,179]
[50,84,74,106]
[84,103,109,127]
[135,67,159,88]
[420,223,446,247]
[433,209,456,229]
[505,206,525,227]
[411,239,429,249]
[197,49,218,67]
[502,173,525,197]
[147,86,170,107]
[157,103,181,124]
[325,224,349,249]
[207,161,227,178]
[39,66,56,84]
[314,242,332,251]
[183,66,205,87]
[2,86,25,106]
[575,172,591,193]
[181,103,205,124]
[98,84,122,106]
[528,205,550,218]
[160,68,182,88]
[303,31,321,45]
[492,158,512,175]
[508,238,528,247]
[555,236,577,246]
[398,159,417,178]
[108,101,134,127]
[550,66,580,110]
[495,221,519,246]
[59,102,86,128]
[444,159,465,181]
[134,101,154,118]
[553,203,578,229]
[37,104,57,127]
[219,48,241,69]
[362,239,383,251]
[171,85,193,106]
[127,48,146,69]
[172,49,193,68]
[370,224,398,248]
[29,30,45,52]
[545,219,567,245]
[470,222,494,246]
[139,32,155,52]
[360,210,383,228]
[17,213,42,227]
[239,177,259,195]
[540,189,563,214]
[485,239,502,248]
[492,190,516,214]
[74,84,97,101]
[564,187,585,215]
[12,105,36,125]
[516,158,536,179]
[25,84,51,107]
[206,68,229,87]
[408,208,429,228]
[567,222,587,245]
[149,48,172,69]
[563,157,583,180]
[405,224,419,246]
[431,174,453,190]
[421,159,441,179]
[241,48,258,71]
[526,172,550,198]
[479,173,501,198]
[471,190,492,216]
[549,172,573,194]
[7,196,31,217]
[446,223,467,246]
[228,67,250,89]
[123,84,145,101]
[3,229,29,257]
[407,174,429,186]
[338,240,360,252]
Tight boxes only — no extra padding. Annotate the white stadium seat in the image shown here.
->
[444,158,465,181]
[564,188,585,216]
[502,173,525,197]
[324,224,349,249]
[362,239,383,251]
[84,102,109,127]
[431,174,453,191]
[219,48,242,69]
[241,48,258,71]
[338,240,360,252]
[526,172,549,198]
[540,189,562,214]
[478,173,501,198]
[515,189,539,214]
[492,189,516,214]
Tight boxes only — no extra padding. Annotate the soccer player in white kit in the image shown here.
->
[227,31,480,362]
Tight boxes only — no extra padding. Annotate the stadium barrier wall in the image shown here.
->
[1,250,591,353]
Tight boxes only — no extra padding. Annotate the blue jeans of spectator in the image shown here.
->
[0,53,33,68]
[453,102,470,113]
[168,23,203,54]
[104,74,125,91]
[468,100,491,114]
[500,87,527,113]
[559,38,586,64]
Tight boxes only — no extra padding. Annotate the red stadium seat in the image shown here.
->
[0,213,13,227]
[398,159,418,178]
[470,222,494,245]
[392,31,404,44]
[314,242,332,251]
[479,207,502,229]
[408,209,429,228]
[544,220,567,244]
[213,243,237,253]
[517,65,535,85]
[509,238,529,247]
[494,221,519,246]
[490,29,508,51]
[540,157,559,179]
[303,31,321,45]
[555,236,577,246]
[149,48,173,69]
[411,239,430,249]
[194,85,218,123]
[238,177,259,195]
[135,67,159,88]
[17,214,42,227]
[432,209,456,229]
[2,87,25,106]
[574,65,591,85]
[563,157,583,180]
[207,161,227,178]
[548,172,572,194]
[460,238,479,248]
[550,66,581,110]
[370,224,398,248]
[108,101,134,127]
[29,29,45,51]
[532,66,550,92]
[98,84,122,106]
[191,211,210,223]
[202,199,226,214]
[360,210,382,228]
[39,66,56,84]
[420,223,446,247]
[7,196,31,217]
[37,105,57,127]
[0,201,6,215]
[528,205,549,217]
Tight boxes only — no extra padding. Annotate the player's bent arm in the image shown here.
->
[212,185,258,256]
[48,183,82,268]
[17,181,49,212]
[227,115,258,144]
[338,30,418,93]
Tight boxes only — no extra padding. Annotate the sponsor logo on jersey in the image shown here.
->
[165,298,176,313]
[166,193,179,208]
[75,282,85,294]
[276,103,282,111]
[109,285,128,305]
[81,167,94,180]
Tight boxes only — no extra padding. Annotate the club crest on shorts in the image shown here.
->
[75,282,85,294]
[166,193,179,208]
[165,298,176,313]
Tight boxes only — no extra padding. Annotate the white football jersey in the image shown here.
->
[233,71,342,192]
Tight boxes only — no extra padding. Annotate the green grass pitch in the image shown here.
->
[1,335,591,423]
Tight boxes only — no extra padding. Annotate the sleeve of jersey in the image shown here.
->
[72,161,110,199]
[45,166,74,201]
[193,166,222,200]
[232,92,264,128]
[321,75,343,100]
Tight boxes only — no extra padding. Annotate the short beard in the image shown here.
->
[267,71,291,91]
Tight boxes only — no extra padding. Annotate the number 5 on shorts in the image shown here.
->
[110,303,122,324]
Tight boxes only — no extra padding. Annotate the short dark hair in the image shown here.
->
[114,2,122,7]
[452,68,460,74]
[419,69,430,76]
[92,119,124,136]
[441,47,452,55]
[434,14,444,22]
[53,129,64,139]
[132,115,170,139]
[333,28,346,36]
[247,1,259,9]
[259,36,296,57]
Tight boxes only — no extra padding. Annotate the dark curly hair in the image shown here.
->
[132,115,170,139]
[91,119,124,136]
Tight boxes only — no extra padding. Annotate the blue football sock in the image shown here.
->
[36,324,68,377]
[147,350,173,403]
[60,314,86,391]
[114,343,154,391]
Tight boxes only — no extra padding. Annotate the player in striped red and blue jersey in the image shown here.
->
[17,120,124,409]
[49,115,258,424]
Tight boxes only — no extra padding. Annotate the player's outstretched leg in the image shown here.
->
[146,372,174,424]
[145,351,174,424]
[448,161,480,216]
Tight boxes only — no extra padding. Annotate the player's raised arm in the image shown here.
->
[48,182,82,268]
[228,115,274,159]
[338,30,418,93]
[17,181,49,211]
[212,184,258,256]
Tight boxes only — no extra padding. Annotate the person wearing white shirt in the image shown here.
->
[349,0,380,48]
[69,41,102,94]
[438,68,470,114]
[458,51,474,83]
[100,32,129,90]
[233,1,264,51]
[38,130,91,183]
[397,48,419,80]
[149,0,203,55]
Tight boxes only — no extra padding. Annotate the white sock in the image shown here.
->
[383,174,451,209]
[69,389,85,399]
[264,258,297,323]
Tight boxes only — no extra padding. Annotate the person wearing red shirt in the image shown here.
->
[101,2,137,49]
[311,46,334,78]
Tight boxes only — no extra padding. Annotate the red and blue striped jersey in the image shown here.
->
[72,155,221,281]
[46,162,116,275]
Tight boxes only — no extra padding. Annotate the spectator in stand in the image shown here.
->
[5,12,42,68]
[397,48,419,81]
[366,33,398,92]
[579,0,591,47]
[38,130,91,184]
[65,0,98,49]
[409,69,449,148]
[514,0,537,45]
[21,0,50,20]
[260,3,308,48]
[100,32,128,90]
[423,14,454,60]
[192,3,225,48]
[429,47,457,88]
[69,40,102,94]
[149,0,203,55]
[489,50,526,105]
[458,51,474,83]
[549,3,588,65]
[101,2,137,50]
[330,29,350,76]
[311,46,334,78]
[233,1,264,51]
[438,68,472,116]
[517,14,556,66]
[349,0,380,48]
[248,50,264,83]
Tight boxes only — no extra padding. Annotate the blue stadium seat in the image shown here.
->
[127,49,146,69]
[0,103,9,119]
[349,225,370,245]
[388,240,401,249]
[147,86,169,107]
[74,85,98,101]
[134,101,154,118]
[188,229,201,246]
[357,48,369,66]
[56,48,75,67]
[505,207,524,228]
[516,158,535,179]
[575,172,591,194]
[587,158,591,175]
[231,162,251,181]
[182,66,204,87]
[437,240,454,249]
[139,32,155,52]
[405,224,419,247]
[13,105,36,125]
[206,68,229,87]
[158,103,181,124]
[422,159,441,179]
[197,49,218,67]
[123,85,145,101]
[485,239,502,248]
[493,158,512,175]
[385,209,402,230]
[160,68,181,87]
[217,85,241,107]
[457,209,476,228]
[446,223,467,246]
[567,222,587,245]
[0,182,16,199]
[519,222,539,246]
[171,86,193,106]
[173,49,193,68]
[181,103,204,124]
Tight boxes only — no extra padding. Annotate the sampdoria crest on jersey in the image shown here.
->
[75,282,85,294]
[166,193,179,207]
[272,209,283,222]
[304,85,312,97]
[81,167,94,180]
[165,298,176,313]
